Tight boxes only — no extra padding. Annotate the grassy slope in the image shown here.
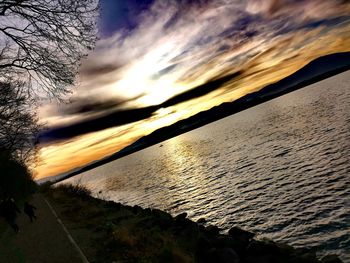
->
[44,185,343,263]
[46,186,196,263]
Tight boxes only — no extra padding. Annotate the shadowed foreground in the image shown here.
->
[0,194,85,263]
[41,185,343,263]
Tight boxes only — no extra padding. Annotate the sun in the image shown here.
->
[109,41,192,107]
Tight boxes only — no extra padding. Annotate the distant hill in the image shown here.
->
[46,51,350,184]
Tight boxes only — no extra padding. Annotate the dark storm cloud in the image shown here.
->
[40,106,159,142]
[160,70,242,108]
[61,95,145,115]
[40,70,243,142]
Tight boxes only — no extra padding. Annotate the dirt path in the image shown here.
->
[0,194,87,263]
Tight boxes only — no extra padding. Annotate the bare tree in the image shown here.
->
[0,81,41,162]
[0,0,98,99]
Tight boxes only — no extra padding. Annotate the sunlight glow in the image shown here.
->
[110,41,191,106]
[35,15,350,179]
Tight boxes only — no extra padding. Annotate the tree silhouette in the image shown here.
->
[0,0,98,98]
[0,1,99,191]
[0,81,40,161]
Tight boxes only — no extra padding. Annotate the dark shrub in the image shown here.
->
[54,183,91,198]
[0,153,36,200]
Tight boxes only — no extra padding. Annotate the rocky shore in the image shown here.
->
[45,184,343,263]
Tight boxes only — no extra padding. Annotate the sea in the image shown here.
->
[62,70,350,261]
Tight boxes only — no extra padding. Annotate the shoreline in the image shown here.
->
[44,184,344,263]
[42,53,350,184]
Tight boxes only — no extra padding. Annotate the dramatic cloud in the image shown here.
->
[36,0,350,178]
[39,70,243,141]
[68,0,349,111]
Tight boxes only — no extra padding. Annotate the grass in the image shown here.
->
[45,183,195,263]
[44,183,343,263]
[52,183,92,198]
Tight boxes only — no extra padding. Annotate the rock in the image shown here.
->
[155,217,173,230]
[298,252,318,263]
[228,227,255,252]
[152,208,172,219]
[175,212,188,220]
[175,217,190,226]
[204,247,240,263]
[105,201,121,210]
[244,239,298,263]
[228,227,255,241]
[175,218,199,236]
[275,242,295,256]
[320,255,343,263]
[197,218,207,224]
[246,240,280,256]
[131,205,142,214]
[293,247,318,263]
[157,212,174,230]
[143,207,152,215]
[205,225,221,235]
[199,224,206,232]
[212,236,240,249]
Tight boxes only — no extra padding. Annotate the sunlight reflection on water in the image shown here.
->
[64,71,350,261]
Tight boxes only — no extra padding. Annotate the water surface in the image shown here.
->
[64,71,350,261]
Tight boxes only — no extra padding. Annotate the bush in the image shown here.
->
[0,153,37,201]
[38,181,53,194]
[54,183,92,198]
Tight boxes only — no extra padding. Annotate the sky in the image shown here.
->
[36,0,350,179]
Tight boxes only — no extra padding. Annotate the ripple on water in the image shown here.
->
[64,71,350,262]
